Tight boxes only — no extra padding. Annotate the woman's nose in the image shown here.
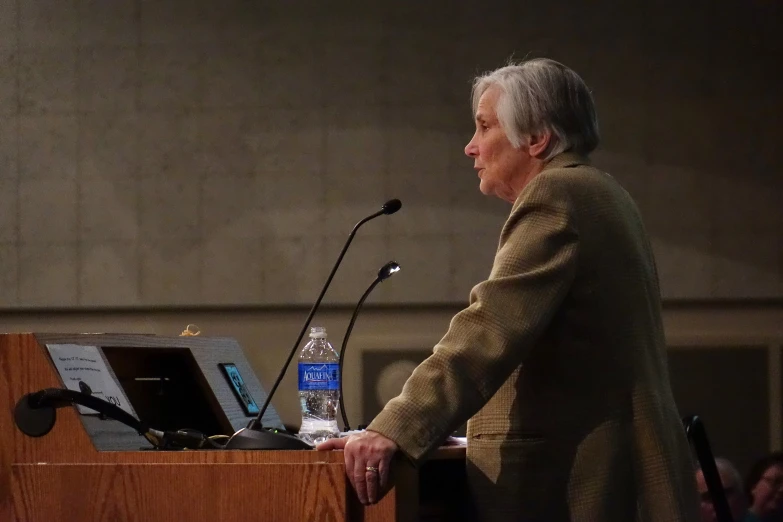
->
[465,136,478,157]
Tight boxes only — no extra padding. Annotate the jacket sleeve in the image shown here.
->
[366,171,580,462]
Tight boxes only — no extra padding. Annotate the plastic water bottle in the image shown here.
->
[297,326,340,445]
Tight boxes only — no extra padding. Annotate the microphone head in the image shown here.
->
[381,199,402,215]
[378,261,401,281]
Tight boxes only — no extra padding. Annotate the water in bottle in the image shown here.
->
[297,326,340,445]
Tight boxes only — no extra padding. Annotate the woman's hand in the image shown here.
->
[316,430,398,505]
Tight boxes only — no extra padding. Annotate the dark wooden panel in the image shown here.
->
[667,346,768,476]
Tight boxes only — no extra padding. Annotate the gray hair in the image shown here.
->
[471,58,600,160]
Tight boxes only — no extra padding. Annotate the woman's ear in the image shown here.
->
[527,131,553,158]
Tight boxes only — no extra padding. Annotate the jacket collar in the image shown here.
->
[541,151,590,172]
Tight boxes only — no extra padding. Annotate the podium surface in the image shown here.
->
[1,333,468,522]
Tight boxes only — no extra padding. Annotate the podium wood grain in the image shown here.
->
[12,463,346,522]
[1,333,466,521]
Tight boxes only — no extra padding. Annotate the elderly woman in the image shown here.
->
[319,58,699,521]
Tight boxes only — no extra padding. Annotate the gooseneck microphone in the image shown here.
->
[225,199,402,450]
[338,261,401,431]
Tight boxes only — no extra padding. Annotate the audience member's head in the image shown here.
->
[696,457,748,522]
[745,452,783,521]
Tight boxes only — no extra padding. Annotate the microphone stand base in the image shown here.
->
[224,427,313,450]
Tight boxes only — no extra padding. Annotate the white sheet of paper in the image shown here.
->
[46,344,134,416]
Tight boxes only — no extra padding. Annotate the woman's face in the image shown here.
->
[752,464,783,518]
[464,86,533,204]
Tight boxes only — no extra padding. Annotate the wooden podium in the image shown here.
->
[0,333,468,522]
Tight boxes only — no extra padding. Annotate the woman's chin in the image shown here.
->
[478,180,494,196]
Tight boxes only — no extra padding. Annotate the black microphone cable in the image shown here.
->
[14,388,227,450]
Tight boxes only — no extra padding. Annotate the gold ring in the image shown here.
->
[366,466,379,473]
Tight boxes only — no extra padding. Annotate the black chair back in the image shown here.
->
[683,415,734,522]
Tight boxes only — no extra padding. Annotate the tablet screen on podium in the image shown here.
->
[219,363,260,416]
